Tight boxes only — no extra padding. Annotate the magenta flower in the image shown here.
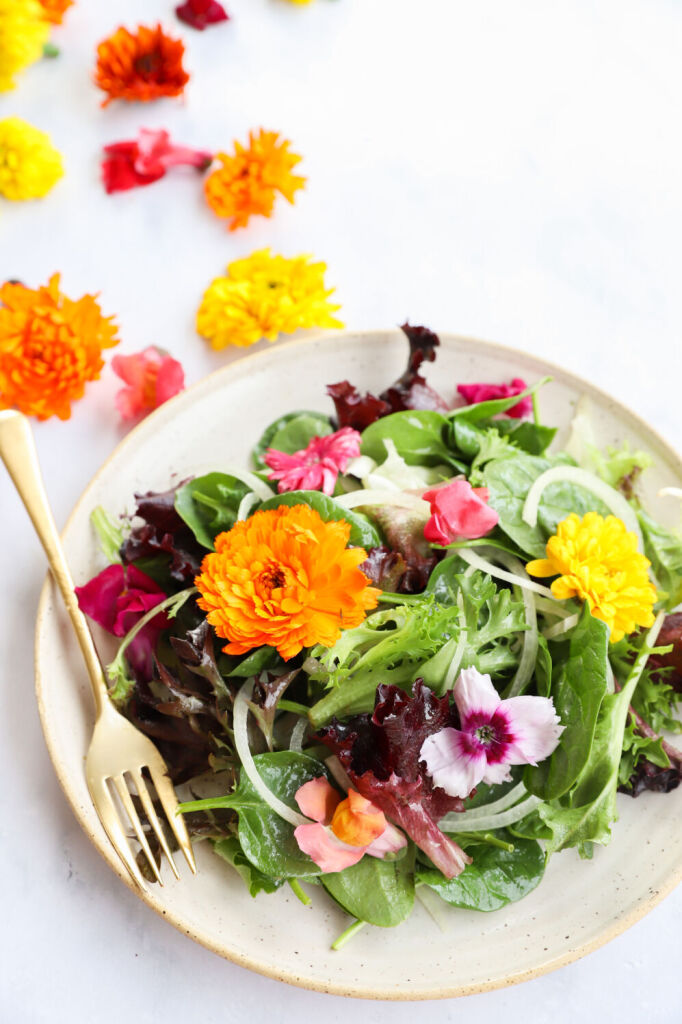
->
[293,776,406,874]
[420,667,563,798]
[264,427,362,496]
[176,0,229,30]
[457,378,531,419]
[102,128,213,194]
[75,564,169,677]
[112,346,185,422]
[423,480,499,545]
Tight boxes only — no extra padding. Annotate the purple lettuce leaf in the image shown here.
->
[121,483,205,584]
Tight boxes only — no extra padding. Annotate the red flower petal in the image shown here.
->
[176,0,229,30]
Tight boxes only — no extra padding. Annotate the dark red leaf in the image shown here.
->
[359,545,408,591]
[649,612,682,692]
[326,381,391,431]
[121,483,205,583]
[363,504,440,592]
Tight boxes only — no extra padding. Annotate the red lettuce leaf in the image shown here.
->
[359,545,408,591]
[361,504,440,592]
[649,612,682,692]
[121,483,205,583]
[326,381,391,431]
[317,681,471,878]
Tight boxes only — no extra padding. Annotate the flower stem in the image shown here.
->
[288,879,312,906]
[331,919,367,951]
[277,699,311,717]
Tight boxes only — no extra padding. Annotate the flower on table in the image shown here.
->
[101,128,213,193]
[196,248,343,350]
[195,504,380,660]
[420,666,563,798]
[423,479,499,545]
[38,0,72,24]
[112,346,185,421]
[0,274,118,420]
[94,24,189,106]
[0,0,50,92]
[526,511,656,643]
[457,377,531,419]
[203,129,305,231]
[0,117,63,200]
[293,776,406,873]
[264,427,361,496]
[176,0,229,30]
[75,564,169,677]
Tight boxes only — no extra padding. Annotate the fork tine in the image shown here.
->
[130,769,180,880]
[110,775,163,886]
[149,767,197,874]
[88,776,150,893]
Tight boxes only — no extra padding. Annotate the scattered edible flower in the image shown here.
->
[457,377,531,419]
[0,274,118,420]
[196,248,343,350]
[75,564,170,677]
[423,479,499,545]
[526,512,656,643]
[203,129,305,231]
[195,503,380,660]
[420,666,563,798]
[38,0,72,24]
[112,346,185,421]
[0,0,50,92]
[264,426,361,496]
[293,776,406,873]
[101,128,213,193]
[94,24,189,106]
[176,0,228,30]
[0,117,63,200]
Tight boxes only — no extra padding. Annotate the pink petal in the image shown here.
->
[457,378,531,419]
[154,355,185,406]
[453,666,502,723]
[74,564,126,633]
[422,480,499,544]
[365,821,407,858]
[294,777,341,824]
[480,761,514,786]
[293,823,366,873]
[134,129,213,175]
[419,727,488,798]
[499,695,564,765]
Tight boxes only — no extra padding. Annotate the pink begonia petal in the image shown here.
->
[264,427,362,496]
[420,728,488,798]
[457,378,531,419]
[422,480,499,544]
[453,666,501,723]
[134,128,213,175]
[294,823,366,873]
[365,821,408,857]
[294,777,341,825]
[500,695,564,765]
[155,354,185,405]
[112,347,185,421]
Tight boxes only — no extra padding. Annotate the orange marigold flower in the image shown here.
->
[204,129,305,231]
[38,0,73,24]
[195,504,380,660]
[94,24,189,107]
[0,274,119,420]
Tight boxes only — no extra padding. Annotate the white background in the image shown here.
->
[1,0,681,1020]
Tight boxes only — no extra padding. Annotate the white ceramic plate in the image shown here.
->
[35,330,682,1000]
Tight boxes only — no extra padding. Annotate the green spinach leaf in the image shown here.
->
[638,508,682,610]
[212,836,282,896]
[361,410,465,470]
[322,845,415,927]
[258,489,382,548]
[175,472,253,550]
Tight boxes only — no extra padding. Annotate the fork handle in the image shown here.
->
[0,410,108,715]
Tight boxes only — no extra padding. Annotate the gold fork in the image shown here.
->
[0,409,196,891]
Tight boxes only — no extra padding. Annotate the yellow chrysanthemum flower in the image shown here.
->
[527,511,656,643]
[0,0,50,92]
[0,117,63,199]
[196,249,344,350]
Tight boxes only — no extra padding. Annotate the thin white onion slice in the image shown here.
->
[289,717,308,754]
[457,547,556,599]
[221,466,275,501]
[439,795,542,833]
[234,680,308,828]
[237,492,260,522]
[522,466,643,546]
[542,612,581,640]
[482,548,539,698]
[447,782,527,822]
[533,595,573,619]
[336,489,430,513]
[659,487,682,501]
[325,755,353,793]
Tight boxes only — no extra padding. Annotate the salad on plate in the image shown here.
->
[75,324,682,947]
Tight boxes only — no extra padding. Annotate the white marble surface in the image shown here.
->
[1,0,681,1020]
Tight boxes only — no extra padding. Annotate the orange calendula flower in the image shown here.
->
[204,129,305,231]
[94,24,189,106]
[195,504,380,660]
[0,275,119,420]
[38,0,72,24]
[526,511,656,643]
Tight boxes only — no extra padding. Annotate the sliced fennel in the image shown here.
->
[439,795,543,834]
[457,547,556,599]
[336,489,430,513]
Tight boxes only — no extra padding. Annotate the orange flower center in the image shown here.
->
[330,790,386,848]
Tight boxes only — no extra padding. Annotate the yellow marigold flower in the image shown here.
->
[526,511,656,643]
[196,248,343,350]
[0,0,50,92]
[0,117,63,200]
[195,504,380,660]
[0,274,119,420]
[204,129,305,231]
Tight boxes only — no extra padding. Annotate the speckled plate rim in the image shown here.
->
[34,329,682,1001]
